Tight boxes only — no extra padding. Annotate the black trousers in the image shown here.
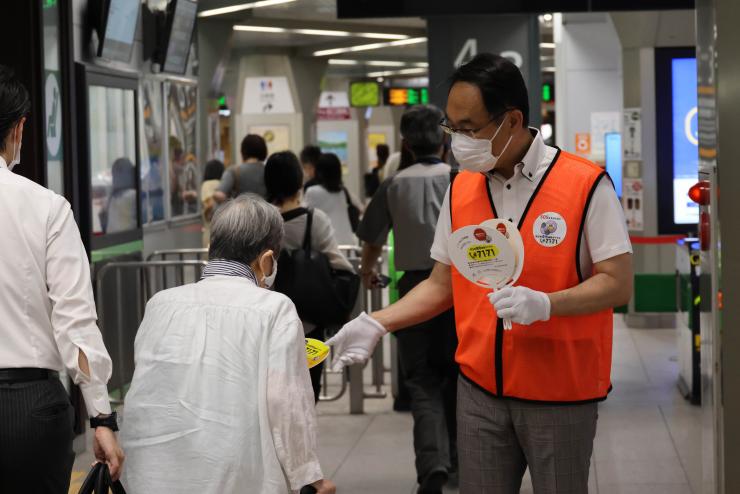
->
[397,270,459,483]
[0,375,75,494]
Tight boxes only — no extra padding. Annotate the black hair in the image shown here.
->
[376,144,390,166]
[241,134,268,162]
[0,66,30,153]
[448,53,530,127]
[264,150,303,205]
[299,145,322,166]
[111,158,135,197]
[203,159,225,181]
[315,153,343,193]
[400,105,445,157]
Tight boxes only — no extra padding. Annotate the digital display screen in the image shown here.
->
[350,82,380,107]
[385,87,429,106]
[671,57,699,225]
[163,0,197,74]
[605,132,622,199]
[100,0,140,62]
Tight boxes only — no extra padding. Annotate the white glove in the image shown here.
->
[325,312,388,371]
[488,286,551,326]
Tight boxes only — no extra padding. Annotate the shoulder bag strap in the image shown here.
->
[303,208,314,252]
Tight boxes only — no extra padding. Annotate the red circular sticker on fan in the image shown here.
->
[474,228,488,241]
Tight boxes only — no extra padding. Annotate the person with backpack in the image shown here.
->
[264,151,356,401]
[305,152,363,246]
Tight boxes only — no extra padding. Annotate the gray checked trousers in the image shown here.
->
[457,375,598,494]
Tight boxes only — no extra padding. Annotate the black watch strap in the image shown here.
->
[90,411,119,432]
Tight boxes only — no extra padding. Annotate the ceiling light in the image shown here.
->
[293,28,352,37]
[366,60,406,67]
[313,37,427,57]
[543,13,553,22]
[328,59,360,65]
[199,0,296,18]
[233,25,287,33]
[232,25,411,40]
[328,59,428,67]
[366,67,428,78]
[542,67,556,72]
[539,42,556,49]
[355,33,409,40]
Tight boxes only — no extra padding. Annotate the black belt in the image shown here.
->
[0,368,58,383]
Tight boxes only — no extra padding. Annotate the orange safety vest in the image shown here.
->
[450,149,613,403]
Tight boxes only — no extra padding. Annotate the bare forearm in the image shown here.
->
[361,243,383,274]
[372,263,453,332]
[549,255,633,316]
[213,191,227,203]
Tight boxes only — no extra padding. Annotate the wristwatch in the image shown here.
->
[90,411,119,432]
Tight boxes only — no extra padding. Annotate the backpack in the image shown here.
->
[274,208,360,327]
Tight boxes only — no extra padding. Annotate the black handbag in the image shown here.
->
[78,463,126,494]
[275,208,360,327]
[342,187,361,233]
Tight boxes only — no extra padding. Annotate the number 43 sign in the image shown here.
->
[454,38,523,69]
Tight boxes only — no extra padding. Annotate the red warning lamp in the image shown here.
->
[688,180,711,206]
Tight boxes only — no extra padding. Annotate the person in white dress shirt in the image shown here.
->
[121,194,335,494]
[0,66,124,492]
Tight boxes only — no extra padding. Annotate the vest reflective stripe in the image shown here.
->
[450,150,614,403]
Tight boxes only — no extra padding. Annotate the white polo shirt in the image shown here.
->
[430,130,632,278]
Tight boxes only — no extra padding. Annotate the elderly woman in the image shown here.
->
[120,194,335,494]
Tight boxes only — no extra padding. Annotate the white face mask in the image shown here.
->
[8,126,21,171]
[262,254,278,289]
[451,113,512,173]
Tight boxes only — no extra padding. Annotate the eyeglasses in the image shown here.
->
[439,109,511,138]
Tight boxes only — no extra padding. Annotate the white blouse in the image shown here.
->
[121,276,323,494]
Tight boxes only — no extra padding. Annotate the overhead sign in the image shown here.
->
[350,81,380,107]
[385,87,429,106]
[427,15,540,126]
[241,77,295,114]
[317,91,351,120]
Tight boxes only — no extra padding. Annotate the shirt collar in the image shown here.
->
[0,156,7,170]
[201,259,258,285]
[518,128,545,182]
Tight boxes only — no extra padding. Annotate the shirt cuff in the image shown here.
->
[79,382,112,417]
[286,462,323,492]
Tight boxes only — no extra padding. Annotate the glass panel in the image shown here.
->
[88,85,138,235]
[140,80,166,223]
[42,0,64,194]
[167,82,198,217]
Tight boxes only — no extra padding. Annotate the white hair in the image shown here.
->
[208,194,284,264]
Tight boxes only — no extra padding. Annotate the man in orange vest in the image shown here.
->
[328,53,633,494]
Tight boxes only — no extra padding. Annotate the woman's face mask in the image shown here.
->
[262,254,278,289]
[451,113,512,173]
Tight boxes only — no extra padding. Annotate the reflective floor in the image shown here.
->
[70,316,701,493]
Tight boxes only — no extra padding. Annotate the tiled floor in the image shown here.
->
[71,316,701,493]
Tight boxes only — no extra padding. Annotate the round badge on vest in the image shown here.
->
[532,212,567,247]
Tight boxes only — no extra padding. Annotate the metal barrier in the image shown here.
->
[97,246,393,413]
[320,245,390,413]
[95,259,207,404]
